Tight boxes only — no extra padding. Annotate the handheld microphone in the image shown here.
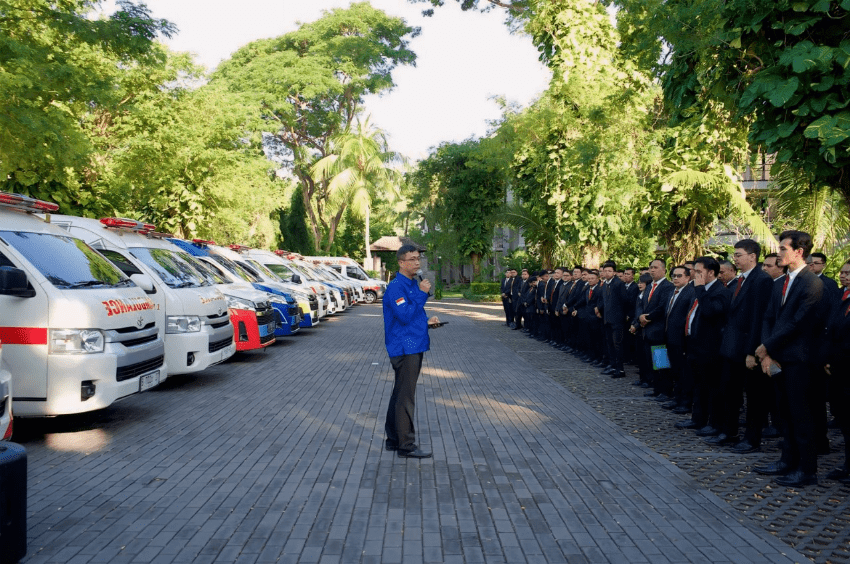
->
[416,269,434,296]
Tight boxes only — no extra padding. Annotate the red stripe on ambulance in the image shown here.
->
[0,327,48,345]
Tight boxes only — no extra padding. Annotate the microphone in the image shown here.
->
[416,269,433,296]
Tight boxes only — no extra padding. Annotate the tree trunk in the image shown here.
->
[471,252,481,280]
[299,176,322,253]
[365,204,372,261]
[324,203,347,253]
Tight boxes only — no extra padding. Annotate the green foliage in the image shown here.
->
[279,186,316,253]
[0,0,174,209]
[213,3,418,250]
[470,282,500,294]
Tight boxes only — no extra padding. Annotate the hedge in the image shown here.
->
[470,282,500,295]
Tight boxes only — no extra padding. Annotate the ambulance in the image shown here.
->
[305,256,386,304]
[234,254,321,328]
[50,216,236,376]
[0,194,165,416]
[1,343,13,439]
[243,249,337,316]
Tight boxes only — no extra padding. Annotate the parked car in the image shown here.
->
[304,256,386,303]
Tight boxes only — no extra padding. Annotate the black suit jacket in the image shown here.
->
[521,281,536,313]
[547,279,562,314]
[510,276,523,309]
[719,268,773,361]
[576,283,603,323]
[535,279,548,311]
[825,293,850,370]
[566,279,586,312]
[624,282,639,321]
[663,284,695,348]
[641,278,675,342]
[686,280,730,360]
[555,280,573,312]
[598,277,628,326]
[761,268,824,365]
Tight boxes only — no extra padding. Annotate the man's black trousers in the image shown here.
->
[385,353,424,451]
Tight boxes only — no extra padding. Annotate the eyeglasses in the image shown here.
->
[400,257,421,263]
[672,273,685,278]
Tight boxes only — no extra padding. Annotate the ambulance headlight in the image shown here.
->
[267,295,288,305]
[225,296,255,310]
[49,329,105,354]
[166,315,201,333]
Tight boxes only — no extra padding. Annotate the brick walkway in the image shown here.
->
[14,299,809,563]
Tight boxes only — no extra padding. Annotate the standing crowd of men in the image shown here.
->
[500,231,850,487]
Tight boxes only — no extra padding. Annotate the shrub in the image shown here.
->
[470,282,500,295]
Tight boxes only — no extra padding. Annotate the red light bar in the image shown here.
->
[0,192,60,212]
[100,217,155,232]
[146,231,175,239]
[229,244,250,252]
[274,250,286,256]
[192,239,216,245]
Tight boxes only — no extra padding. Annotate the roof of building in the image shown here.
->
[369,236,426,252]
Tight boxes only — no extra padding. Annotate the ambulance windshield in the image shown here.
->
[129,247,208,289]
[0,231,129,289]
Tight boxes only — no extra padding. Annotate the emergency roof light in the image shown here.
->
[145,230,176,239]
[192,239,216,246]
[100,217,157,233]
[0,192,60,213]
[228,244,251,252]
[273,250,287,256]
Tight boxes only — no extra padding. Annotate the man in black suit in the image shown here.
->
[597,260,628,378]
[808,252,840,447]
[754,230,824,487]
[681,257,730,437]
[663,265,695,413]
[547,267,564,345]
[565,267,587,351]
[637,259,675,392]
[808,252,839,300]
[762,253,785,281]
[622,267,640,364]
[574,269,604,364]
[522,275,538,334]
[715,240,774,450]
[719,260,738,289]
[534,270,549,339]
[500,268,514,326]
[823,259,850,483]
[554,268,574,349]
[514,269,529,330]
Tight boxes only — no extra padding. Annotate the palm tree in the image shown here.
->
[310,116,402,258]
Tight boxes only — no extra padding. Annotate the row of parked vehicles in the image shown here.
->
[0,192,387,440]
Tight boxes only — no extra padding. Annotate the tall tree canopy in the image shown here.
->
[0,0,175,200]
[212,3,418,252]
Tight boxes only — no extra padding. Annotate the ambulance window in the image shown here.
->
[0,250,16,268]
[129,247,206,289]
[184,255,226,285]
[266,264,293,281]
[98,249,143,276]
[0,231,127,289]
[246,259,281,281]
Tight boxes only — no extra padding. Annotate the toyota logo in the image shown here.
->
[136,315,144,328]
[218,306,223,316]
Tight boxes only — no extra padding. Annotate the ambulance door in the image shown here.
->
[0,249,49,401]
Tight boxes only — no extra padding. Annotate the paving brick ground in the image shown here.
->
[13,299,811,563]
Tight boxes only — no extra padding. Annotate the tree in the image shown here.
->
[310,117,402,257]
[279,186,316,254]
[0,0,175,206]
[410,139,506,278]
[212,3,417,252]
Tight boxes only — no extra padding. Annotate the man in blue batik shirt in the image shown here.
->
[382,245,440,459]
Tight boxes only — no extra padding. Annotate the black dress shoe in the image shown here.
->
[661,401,678,410]
[826,467,849,480]
[695,425,720,437]
[644,390,659,397]
[675,419,699,429]
[752,460,794,476]
[640,382,650,388]
[671,406,691,415]
[652,394,671,402]
[601,367,615,375]
[728,440,760,453]
[762,425,780,438]
[398,448,432,459]
[610,371,626,379]
[631,380,643,386]
[775,470,817,487]
[704,434,737,445]
[385,440,400,451]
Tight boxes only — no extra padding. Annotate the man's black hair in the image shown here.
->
[694,256,720,276]
[396,244,420,260]
[734,238,761,257]
[778,230,814,258]
[810,252,827,262]
[602,260,617,270]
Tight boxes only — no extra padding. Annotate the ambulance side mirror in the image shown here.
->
[0,266,35,298]
[291,274,301,284]
[130,273,156,294]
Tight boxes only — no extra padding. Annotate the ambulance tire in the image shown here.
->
[365,290,377,304]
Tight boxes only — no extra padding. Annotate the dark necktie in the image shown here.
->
[842,287,849,301]
[667,288,680,315]
[781,275,790,305]
[733,275,743,300]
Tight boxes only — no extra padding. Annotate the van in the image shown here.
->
[0,194,165,416]
[304,256,386,303]
[0,343,13,439]
[51,216,236,377]
[232,254,321,328]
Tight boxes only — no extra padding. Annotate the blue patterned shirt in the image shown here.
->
[383,273,430,357]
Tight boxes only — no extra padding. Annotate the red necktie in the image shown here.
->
[842,287,849,301]
[781,275,790,304]
[685,299,698,335]
[733,275,743,299]
[589,286,594,300]
[648,282,657,302]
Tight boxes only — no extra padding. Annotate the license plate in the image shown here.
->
[139,370,160,392]
[259,322,271,337]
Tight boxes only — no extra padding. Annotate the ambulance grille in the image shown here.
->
[116,355,164,382]
[207,313,230,329]
[114,322,156,334]
[259,332,275,345]
[256,310,275,326]
[208,336,232,353]
[122,334,158,348]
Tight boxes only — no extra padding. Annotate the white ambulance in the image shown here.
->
[1,343,13,439]
[305,256,386,304]
[50,216,236,376]
[0,194,165,416]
